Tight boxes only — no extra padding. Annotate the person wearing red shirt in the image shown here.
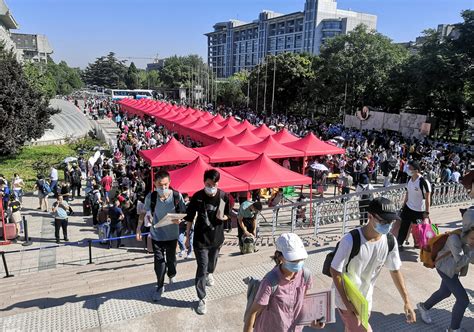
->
[101,171,113,203]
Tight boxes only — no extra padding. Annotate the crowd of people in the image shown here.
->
[1,94,472,332]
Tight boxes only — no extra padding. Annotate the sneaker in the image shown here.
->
[186,252,194,260]
[178,251,183,258]
[152,287,164,302]
[64,238,69,242]
[206,273,215,287]
[56,239,60,244]
[196,298,207,315]
[169,276,176,284]
[417,303,432,324]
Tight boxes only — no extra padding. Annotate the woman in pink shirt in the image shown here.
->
[244,233,325,332]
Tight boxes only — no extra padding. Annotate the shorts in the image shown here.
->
[338,309,372,332]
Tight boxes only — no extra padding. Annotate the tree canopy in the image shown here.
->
[0,43,59,155]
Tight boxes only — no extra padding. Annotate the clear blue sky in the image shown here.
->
[6,0,472,69]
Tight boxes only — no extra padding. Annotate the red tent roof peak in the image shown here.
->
[252,123,275,138]
[228,128,262,146]
[241,135,303,159]
[284,132,346,157]
[194,137,257,163]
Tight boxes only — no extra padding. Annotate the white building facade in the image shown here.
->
[206,0,376,78]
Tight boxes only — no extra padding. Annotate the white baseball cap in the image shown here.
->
[275,233,308,261]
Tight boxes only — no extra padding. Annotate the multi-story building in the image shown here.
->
[0,0,21,62]
[397,23,461,53]
[11,33,53,63]
[146,59,166,72]
[205,0,376,78]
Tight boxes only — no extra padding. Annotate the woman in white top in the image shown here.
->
[12,173,25,203]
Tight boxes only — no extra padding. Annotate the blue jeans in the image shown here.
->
[13,189,23,202]
[424,269,469,330]
[98,222,110,242]
[50,180,58,194]
[109,222,123,247]
[178,226,193,255]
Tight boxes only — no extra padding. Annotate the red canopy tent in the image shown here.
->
[252,124,275,138]
[222,154,312,189]
[192,121,223,135]
[206,124,243,139]
[213,114,226,123]
[177,114,199,127]
[187,117,209,130]
[241,135,304,159]
[139,137,209,167]
[233,120,256,132]
[219,116,240,128]
[200,112,215,121]
[272,128,299,144]
[193,137,258,163]
[222,153,314,223]
[228,128,262,146]
[284,132,346,156]
[169,157,249,196]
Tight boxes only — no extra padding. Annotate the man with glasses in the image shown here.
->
[330,197,416,332]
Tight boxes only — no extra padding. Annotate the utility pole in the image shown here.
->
[255,61,260,114]
[263,57,268,116]
[271,56,276,117]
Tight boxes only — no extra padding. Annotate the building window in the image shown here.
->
[277,36,285,50]
[285,36,293,49]
[295,34,303,48]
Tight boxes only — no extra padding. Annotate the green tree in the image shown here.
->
[0,43,59,155]
[83,52,127,88]
[406,10,473,140]
[124,62,140,89]
[140,70,162,90]
[23,61,57,99]
[248,52,315,116]
[217,73,247,107]
[316,25,409,118]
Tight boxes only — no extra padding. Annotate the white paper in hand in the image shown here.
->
[153,213,187,229]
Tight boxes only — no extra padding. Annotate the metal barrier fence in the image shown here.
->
[256,182,472,239]
[1,182,471,277]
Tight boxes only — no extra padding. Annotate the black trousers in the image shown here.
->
[54,218,68,240]
[398,205,424,245]
[152,239,178,289]
[71,185,81,198]
[194,246,221,300]
[92,204,100,225]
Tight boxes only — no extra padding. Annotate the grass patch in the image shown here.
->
[0,138,103,191]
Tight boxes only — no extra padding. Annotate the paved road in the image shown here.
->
[0,203,472,331]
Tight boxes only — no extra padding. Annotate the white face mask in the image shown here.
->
[204,186,217,196]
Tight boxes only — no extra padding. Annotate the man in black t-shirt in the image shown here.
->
[184,169,229,315]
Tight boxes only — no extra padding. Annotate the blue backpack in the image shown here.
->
[40,180,52,195]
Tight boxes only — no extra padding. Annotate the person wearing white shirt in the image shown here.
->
[398,160,431,250]
[50,167,59,194]
[330,197,416,332]
[451,168,461,183]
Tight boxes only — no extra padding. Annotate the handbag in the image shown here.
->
[412,218,437,248]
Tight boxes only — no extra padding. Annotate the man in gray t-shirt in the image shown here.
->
[144,170,186,302]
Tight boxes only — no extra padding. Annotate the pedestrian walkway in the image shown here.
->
[0,204,472,331]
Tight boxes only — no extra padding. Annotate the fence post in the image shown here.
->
[22,216,32,247]
[1,251,13,278]
[271,209,277,239]
[313,204,320,237]
[342,200,348,236]
[88,240,93,264]
[290,207,296,233]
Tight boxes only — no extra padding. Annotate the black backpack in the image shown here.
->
[322,229,395,277]
[150,190,184,215]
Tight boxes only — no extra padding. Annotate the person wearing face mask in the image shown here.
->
[184,169,229,315]
[330,197,416,332]
[397,160,431,251]
[244,233,325,332]
[143,170,187,302]
[237,200,263,254]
